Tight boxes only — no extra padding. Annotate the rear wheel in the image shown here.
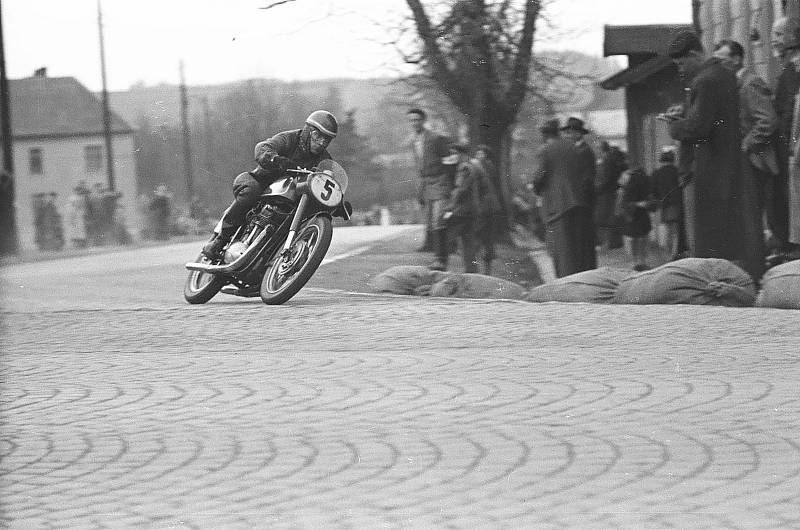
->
[260,216,332,305]
[183,254,227,304]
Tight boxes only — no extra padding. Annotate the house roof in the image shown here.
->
[599,55,675,90]
[3,76,132,140]
[603,24,694,57]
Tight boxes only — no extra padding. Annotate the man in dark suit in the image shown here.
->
[530,119,597,278]
[667,31,764,281]
[561,117,598,249]
[771,16,800,262]
[407,108,452,252]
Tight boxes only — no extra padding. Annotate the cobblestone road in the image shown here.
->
[2,292,800,529]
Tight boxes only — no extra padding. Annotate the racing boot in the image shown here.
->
[202,226,236,260]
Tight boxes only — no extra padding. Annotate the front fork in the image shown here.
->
[281,194,309,256]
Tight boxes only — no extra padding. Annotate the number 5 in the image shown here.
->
[321,179,334,201]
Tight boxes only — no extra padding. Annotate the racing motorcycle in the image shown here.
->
[184,159,351,305]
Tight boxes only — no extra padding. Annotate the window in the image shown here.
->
[29,148,43,175]
[85,145,103,173]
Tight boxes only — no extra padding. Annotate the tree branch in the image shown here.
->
[505,0,541,119]
[405,0,467,110]
[259,0,297,10]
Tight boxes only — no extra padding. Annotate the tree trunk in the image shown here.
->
[467,118,513,235]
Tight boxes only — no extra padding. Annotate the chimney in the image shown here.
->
[33,67,47,77]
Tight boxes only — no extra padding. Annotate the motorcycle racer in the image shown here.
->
[202,110,339,259]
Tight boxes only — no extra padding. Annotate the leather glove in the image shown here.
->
[271,155,292,172]
[259,154,291,172]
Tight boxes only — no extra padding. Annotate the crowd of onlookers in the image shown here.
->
[409,21,800,284]
[407,105,679,279]
[32,181,201,251]
[653,25,800,283]
[407,108,508,275]
[34,181,131,251]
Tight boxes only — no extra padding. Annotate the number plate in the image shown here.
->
[308,173,343,207]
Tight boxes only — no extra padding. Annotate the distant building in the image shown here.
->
[600,24,693,174]
[601,1,786,173]
[0,73,139,251]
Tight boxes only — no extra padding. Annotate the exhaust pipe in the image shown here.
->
[185,227,271,274]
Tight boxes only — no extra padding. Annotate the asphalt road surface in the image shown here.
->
[2,226,799,529]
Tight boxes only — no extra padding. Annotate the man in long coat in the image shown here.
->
[714,39,783,264]
[531,119,596,278]
[667,31,764,280]
[407,108,452,252]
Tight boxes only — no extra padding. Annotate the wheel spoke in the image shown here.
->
[264,223,321,294]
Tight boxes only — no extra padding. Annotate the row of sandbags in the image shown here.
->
[369,259,800,309]
[369,266,527,299]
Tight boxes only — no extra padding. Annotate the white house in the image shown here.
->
[2,72,139,251]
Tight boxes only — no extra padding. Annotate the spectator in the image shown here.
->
[666,31,764,281]
[65,181,89,249]
[651,147,683,260]
[530,119,596,278]
[473,145,504,275]
[149,184,172,241]
[561,117,598,218]
[407,108,452,253]
[617,168,656,271]
[786,44,800,259]
[595,140,627,250]
[99,185,123,245]
[771,16,800,262]
[435,143,480,273]
[33,193,64,251]
[713,39,786,264]
[85,183,104,245]
[85,183,124,246]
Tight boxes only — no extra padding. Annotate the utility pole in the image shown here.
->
[202,96,212,177]
[179,61,195,216]
[0,0,19,255]
[97,0,115,191]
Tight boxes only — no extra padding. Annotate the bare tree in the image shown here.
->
[403,1,542,174]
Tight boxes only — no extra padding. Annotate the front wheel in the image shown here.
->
[260,216,333,305]
[184,254,228,304]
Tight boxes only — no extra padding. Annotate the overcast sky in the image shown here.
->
[3,0,692,92]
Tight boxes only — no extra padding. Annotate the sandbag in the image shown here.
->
[525,267,633,304]
[369,266,450,295]
[756,259,800,309]
[613,258,756,307]
[429,273,527,299]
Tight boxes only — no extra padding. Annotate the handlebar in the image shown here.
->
[287,167,335,179]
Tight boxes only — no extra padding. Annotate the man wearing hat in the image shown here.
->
[530,119,597,278]
[561,117,598,253]
[667,30,764,280]
[561,118,597,198]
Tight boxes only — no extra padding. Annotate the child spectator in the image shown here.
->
[617,168,656,271]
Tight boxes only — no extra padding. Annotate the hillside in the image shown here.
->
[104,52,624,154]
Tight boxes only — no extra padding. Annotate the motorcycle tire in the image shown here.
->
[184,253,228,304]
[260,216,333,305]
